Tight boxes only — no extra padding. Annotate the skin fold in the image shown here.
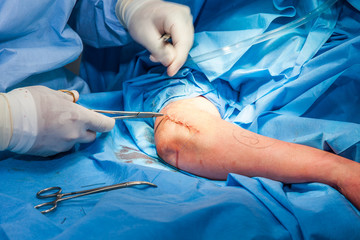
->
[154,96,360,210]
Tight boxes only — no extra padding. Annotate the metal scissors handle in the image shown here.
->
[92,110,164,120]
[34,181,157,214]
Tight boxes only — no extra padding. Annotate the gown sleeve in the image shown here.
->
[69,0,133,48]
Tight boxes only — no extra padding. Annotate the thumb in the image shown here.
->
[86,111,116,133]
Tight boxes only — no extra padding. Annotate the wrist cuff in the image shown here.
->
[0,94,13,151]
[6,88,38,154]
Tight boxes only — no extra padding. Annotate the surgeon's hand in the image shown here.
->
[5,86,115,157]
[116,0,194,77]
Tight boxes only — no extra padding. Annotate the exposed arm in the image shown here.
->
[154,96,360,209]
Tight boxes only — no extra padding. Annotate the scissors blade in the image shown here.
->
[113,112,164,119]
[92,110,164,119]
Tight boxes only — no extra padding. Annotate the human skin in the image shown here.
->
[154,96,360,210]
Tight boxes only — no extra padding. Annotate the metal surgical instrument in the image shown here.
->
[34,181,157,214]
[92,110,164,120]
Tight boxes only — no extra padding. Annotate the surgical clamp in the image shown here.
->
[34,181,157,214]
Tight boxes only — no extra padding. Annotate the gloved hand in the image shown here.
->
[116,0,194,77]
[3,86,115,157]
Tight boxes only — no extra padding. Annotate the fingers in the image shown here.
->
[85,110,116,133]
[70,90,80,102]
[165,18,194,76]
[133,24,176,67]
[127,2,194,77]
[58,90,80,103]
[162,6,193,76]
[149,14,194,76]
[57,91,115,133]
[146,20,194,76]
[58,91,115,133]
[68,107,115,144]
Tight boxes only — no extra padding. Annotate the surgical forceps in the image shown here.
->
[34,181,157,214]
[92,110,164,120]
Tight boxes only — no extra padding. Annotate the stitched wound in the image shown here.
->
[155,114,200,169]
[162,115,200,133]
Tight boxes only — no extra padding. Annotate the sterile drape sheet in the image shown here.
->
[0,0,360,239]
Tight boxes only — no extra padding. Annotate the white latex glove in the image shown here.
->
[116,0,194,76]
[3,86,115,157]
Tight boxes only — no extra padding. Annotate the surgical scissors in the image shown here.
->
[92,110,164,120]
[34,181,157,214]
